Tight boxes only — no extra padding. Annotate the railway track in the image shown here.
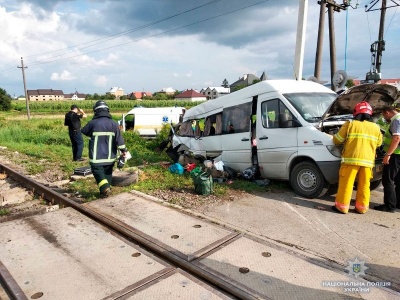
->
[0,163,248,300]
[1,163,397,300]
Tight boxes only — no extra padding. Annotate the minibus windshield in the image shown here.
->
[283,93,337,123]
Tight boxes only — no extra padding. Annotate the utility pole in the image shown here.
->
[365,0,400,82]
[315,1,351,90]
[314,1,326,80]
[17,57,30,120]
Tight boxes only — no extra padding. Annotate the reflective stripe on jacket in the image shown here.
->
[383,114,400,154]
[333,120,382,168]
[81,115,126,165]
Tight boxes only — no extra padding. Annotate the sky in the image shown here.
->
[0,0,399,97]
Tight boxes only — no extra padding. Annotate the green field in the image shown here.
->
[11,99,198,113]
[0,100,269,204]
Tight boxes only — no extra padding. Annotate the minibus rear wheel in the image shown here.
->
[290,161,329,198]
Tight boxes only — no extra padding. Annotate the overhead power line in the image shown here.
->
[25,0,223,60]
[0,0,223,75]
[23,0,271,68]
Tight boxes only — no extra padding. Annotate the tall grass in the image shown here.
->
[0,113,172,175]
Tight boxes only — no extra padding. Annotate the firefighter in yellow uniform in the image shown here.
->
[332,101,382,214]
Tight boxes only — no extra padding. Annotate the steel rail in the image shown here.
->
[0,261,29,300]
[0,163,259,300]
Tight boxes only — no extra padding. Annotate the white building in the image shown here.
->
[200,87,230,100]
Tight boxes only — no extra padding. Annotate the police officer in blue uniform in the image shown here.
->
[81,101,127,197]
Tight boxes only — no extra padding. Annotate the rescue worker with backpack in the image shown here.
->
[332,101,383,214]
[81,100,127,197]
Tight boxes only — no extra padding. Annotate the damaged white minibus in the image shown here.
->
[170,80,397,198]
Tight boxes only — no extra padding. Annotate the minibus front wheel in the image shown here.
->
[290,161,330,198]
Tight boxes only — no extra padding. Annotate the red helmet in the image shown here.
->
[353,101,372,116]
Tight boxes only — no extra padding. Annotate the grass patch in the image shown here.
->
[133,165,193,192]
[0,108,290,203]
[69,178,99,202]
[0,208,9,216]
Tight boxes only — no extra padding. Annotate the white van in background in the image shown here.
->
[170,80,396,198]
[120,106,185,138]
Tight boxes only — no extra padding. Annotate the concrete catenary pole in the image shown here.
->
[18,57,30,120]
[314,1,326,80]
[294,0,308,81]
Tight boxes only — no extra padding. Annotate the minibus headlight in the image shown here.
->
[326,145,342,158]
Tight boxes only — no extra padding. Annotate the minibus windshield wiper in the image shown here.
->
[323,114,353,121]
[306,116,322,122]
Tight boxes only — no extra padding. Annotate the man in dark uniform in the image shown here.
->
[81,101,127,197]
[374,105,400,213]
[64,104,87,161]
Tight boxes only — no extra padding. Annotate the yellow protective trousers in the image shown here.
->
[334,165,373,214]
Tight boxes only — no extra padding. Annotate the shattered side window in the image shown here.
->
[222,102,252,134]
[203,114,219,136]
[215,114,222,135]
[178,121,194,136]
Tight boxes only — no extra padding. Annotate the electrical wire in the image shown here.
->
[24,0,271,68]
[384,6,398,38]
[0,0,270,75]
[1,0,223,74]
[24,0,223,60]
[365,9,373,43]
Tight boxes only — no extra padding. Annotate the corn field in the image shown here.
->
[12,100,200,113]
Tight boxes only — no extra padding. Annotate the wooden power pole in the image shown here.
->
[17,57,30,120]
[315,1,351,90]
[314,1,326,80]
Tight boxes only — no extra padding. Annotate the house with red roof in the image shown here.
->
[127,91,153,100]
[175,89,207,102]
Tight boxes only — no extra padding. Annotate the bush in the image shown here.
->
[0,88,12,111]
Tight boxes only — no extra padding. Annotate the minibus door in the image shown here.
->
[221,100,253,171]
[256,96,298,179]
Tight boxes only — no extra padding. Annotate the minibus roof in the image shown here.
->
[183,80,335,120]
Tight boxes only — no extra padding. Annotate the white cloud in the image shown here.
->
[95,75,108,87]
[0,0,399,96]
[50,70,75,81]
